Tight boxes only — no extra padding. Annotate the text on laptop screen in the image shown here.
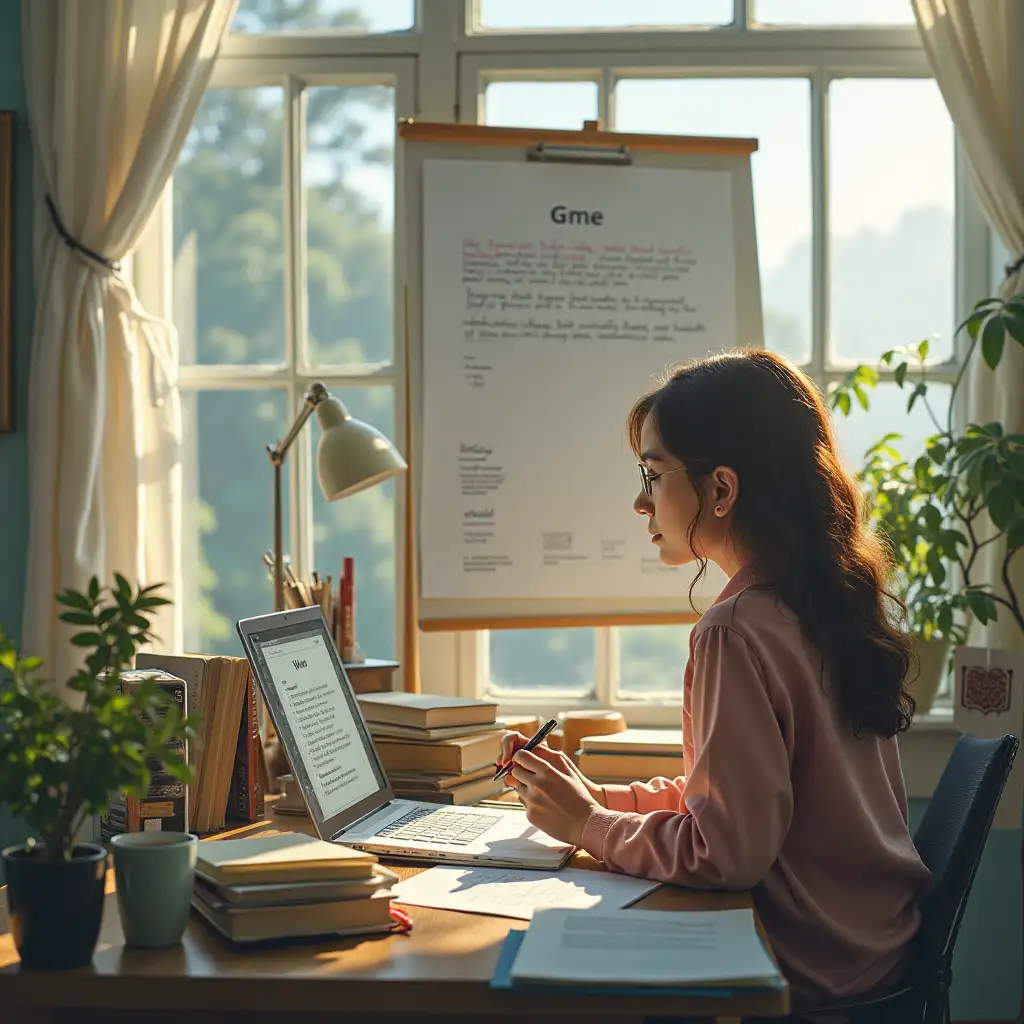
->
[254,627,380,821]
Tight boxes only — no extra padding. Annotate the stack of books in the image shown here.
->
[135,652,265,831]
[191,833,399,944]
[345,658,400,695]
[357,693,510,805]
[577,729,684,783]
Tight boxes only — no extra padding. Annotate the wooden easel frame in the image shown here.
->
[398,120,760,680]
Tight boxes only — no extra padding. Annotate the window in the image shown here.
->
[144,1,982,723]
[164,50,413,660]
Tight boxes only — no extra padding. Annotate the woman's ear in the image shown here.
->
[711,466,740,516]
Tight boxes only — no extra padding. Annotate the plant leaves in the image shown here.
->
[987,485,1015,531]
[894,362,909,388]
[981,313,1006,370]
[908,383,927,412]
[1007,520,1024,551]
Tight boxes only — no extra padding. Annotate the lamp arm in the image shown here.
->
[266,382,329,612]
[267,382,329,465]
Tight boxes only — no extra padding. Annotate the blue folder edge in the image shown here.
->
[489,928,785,999]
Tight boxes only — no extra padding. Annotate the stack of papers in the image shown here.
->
[492,907,785,996]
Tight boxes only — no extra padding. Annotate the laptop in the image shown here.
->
[236,607,574,870]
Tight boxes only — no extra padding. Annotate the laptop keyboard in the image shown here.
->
[374,806,501,846]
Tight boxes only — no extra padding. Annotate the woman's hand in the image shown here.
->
[497,731,606,807]
[506,746,603,847]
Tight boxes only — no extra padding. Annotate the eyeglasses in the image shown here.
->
[637,463,687,496]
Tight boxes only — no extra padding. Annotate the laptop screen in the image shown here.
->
[239,609,392,837]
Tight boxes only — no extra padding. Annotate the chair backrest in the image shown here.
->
[910,732,1019,987]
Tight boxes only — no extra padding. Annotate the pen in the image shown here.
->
[493,718,558,782]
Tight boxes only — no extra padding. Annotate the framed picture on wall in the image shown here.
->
[0,110,11,433]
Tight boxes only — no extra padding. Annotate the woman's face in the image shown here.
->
[633,414,703,566]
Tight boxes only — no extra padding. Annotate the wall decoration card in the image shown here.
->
[953,646,1024,828]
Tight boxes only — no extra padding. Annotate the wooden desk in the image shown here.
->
[0,812,789,1023]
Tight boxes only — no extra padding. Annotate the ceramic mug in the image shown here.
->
[110,831,198,948]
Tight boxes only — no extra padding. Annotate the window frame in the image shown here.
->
[136,0,991,733]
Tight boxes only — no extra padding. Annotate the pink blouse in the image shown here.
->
[580,566,932,1002]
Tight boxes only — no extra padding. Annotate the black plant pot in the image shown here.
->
[2,842,108,970]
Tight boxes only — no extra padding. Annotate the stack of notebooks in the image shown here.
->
[136,652,265,832]
[577,729,685,784]
[191,833,399,944]
[356,694,511,805]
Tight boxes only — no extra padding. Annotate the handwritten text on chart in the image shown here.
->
[458,238,706,386]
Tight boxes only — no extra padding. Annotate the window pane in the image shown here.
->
[484,81,598,131]
[478,0,732,29]
[488,629,595,695]
[311,387,397,660]
[182,389,290,656]
[755,0,914,25]
[482,81,599,693]
[615,78,812,363]
[305,86,395,367]
[618,624,693,696]
[832,381,951,473]
[174,87,285,365]
[829,80,954,364]
[233,1,414,34]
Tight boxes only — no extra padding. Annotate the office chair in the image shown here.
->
[792,732,1019,1024]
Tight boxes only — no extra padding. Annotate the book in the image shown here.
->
[356,692,498,730]
[191,887,395,943]
[577,751,685,782]
[392,777,509,806]
[100,670,189,840]
[385,765,496,792]
[136,652,254,832]
[497,908,784,993]
[227,667,264,824]
[194,864,399,908]
[373,732,503,775]
[344,658,399,694]
[367,720,499,743]
[196,833,378,887]
[578,729,683,756]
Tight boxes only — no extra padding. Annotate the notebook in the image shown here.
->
[191,887,395,943]
[196,833,377,886]
[357,692,498,729]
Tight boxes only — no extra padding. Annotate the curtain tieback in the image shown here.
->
[1004,251,1024,281]
[46,193,177,408]
[44,194,122,274]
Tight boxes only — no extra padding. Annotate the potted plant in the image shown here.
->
[0,575,195,970]
[831,295,1024,711]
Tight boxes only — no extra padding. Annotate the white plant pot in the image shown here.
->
[909,637,952,715]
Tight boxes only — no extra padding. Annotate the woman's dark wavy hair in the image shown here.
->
[628,349,915,738]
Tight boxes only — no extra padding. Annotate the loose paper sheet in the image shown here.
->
[510,907,780,987]
[390,865,659,920]
[420,158,737,602]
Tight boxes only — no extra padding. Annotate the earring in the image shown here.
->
[715,505,725,516]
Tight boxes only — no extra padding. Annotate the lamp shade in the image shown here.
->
[315,395,407,501]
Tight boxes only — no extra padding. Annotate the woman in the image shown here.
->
[498,350,931,1011]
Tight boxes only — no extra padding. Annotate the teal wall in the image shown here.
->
[909,799,1022,1021]
[0,0,33,861]
[0,5,1020,1019]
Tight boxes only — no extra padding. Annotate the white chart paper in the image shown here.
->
[390,865,659,920]
[420,159,737,600]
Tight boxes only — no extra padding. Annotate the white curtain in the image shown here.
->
[21,0,237,694]
[912,0,1024,653]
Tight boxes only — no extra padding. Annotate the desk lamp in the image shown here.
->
[266,382,407,612]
